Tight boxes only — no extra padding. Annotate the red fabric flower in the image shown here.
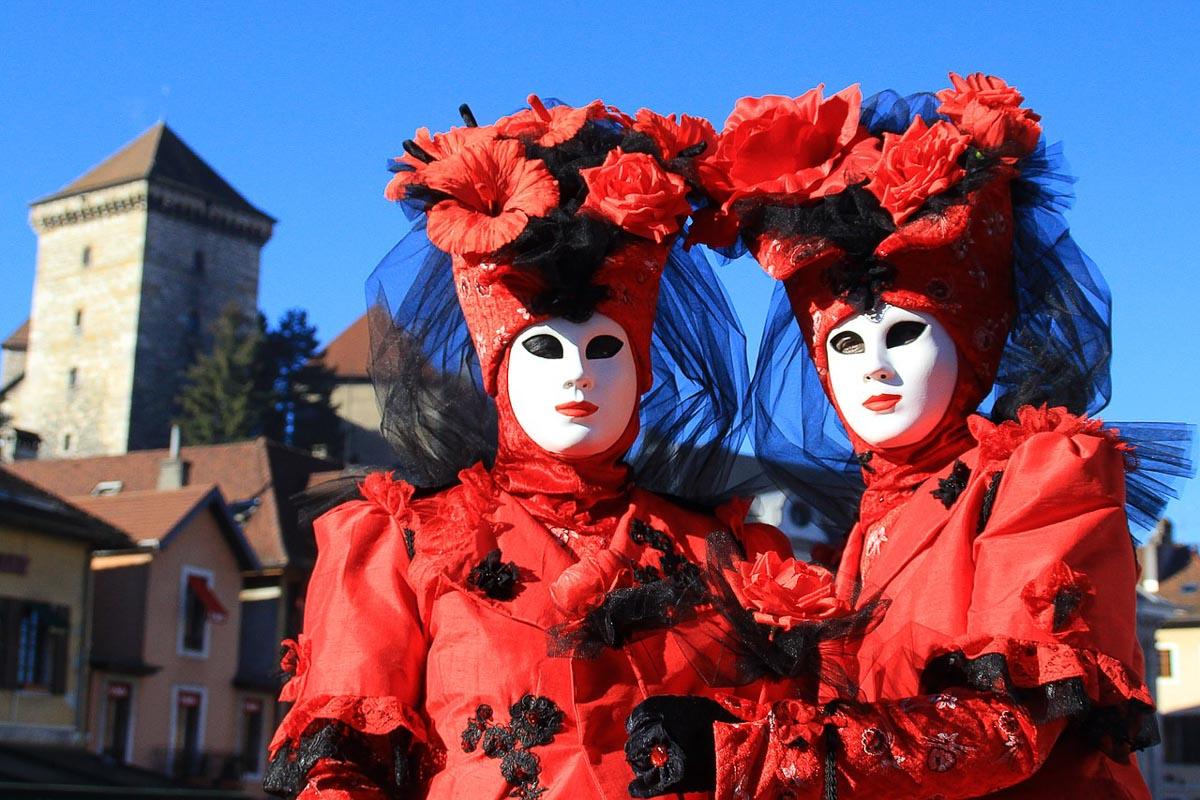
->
[278,635,312,702]
[632,108,717,161]
[937,73,1042,159]
[579,148,691,243]
[703,85,881,210]
[495,94,606,147]
[1020,561,1096,636]
[727,551,848,630]
[421,138,559,255]
[359,471,417,524]
[867,117,969,225]
[385,125,498,201]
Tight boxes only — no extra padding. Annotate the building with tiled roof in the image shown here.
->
[321,313,395,466]
[1139,520,1200,796]
[8,437,334,570]
[4,122,274,458]
[73,479,264,782]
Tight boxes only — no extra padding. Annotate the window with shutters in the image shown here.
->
[0,597,70,694]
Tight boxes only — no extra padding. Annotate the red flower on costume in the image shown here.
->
[496,94,607,147]
[632,108,717,161]
[359,471,416,523]
[422,138,559,255]
[385,125,498,201]
[867,117,970,225]
[726,551,849,631]
[702,85,881,210]
[937,73,1042,159]
[579,149,691,243]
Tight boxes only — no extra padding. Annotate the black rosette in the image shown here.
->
[510,694,565,748]
[469,548,521,600]
[624,695,737,797]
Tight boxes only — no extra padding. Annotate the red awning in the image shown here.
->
[187,575,229,624]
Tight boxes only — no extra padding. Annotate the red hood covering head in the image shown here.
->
[450,238,668,396]
[753,173,1017,416]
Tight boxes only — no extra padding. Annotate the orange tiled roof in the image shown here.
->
[8,438,337,569]
[69,484,219,545]
[321,314,370,380]
[1158,548,1200,615]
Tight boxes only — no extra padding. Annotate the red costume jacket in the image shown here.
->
[268,461,793,799]
[711,407,1153,798]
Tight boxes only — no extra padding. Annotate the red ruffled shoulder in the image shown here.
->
[358,471,417,524]
[968,404,1132,468]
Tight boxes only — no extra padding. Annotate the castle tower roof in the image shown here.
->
[32,122,274,222]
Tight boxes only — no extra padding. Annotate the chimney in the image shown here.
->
[1142,518,1173,593]
[157,425,190,490]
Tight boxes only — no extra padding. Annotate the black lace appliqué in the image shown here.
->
[469,548,521,601]
[264,721,418,798]
[625,695,735,797]
[403,528,416,559]
[460,695,565,799]
[930,460,971,509]
[977,470,1004,533]
[549,520,707,658]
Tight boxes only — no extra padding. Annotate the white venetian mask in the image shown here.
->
[507,313,638,457]
[825,304,959,449]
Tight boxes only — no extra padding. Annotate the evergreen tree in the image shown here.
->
[260,309,341,456]
[175,307,271,444]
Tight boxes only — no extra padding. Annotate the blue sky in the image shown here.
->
[1,2,1197,537]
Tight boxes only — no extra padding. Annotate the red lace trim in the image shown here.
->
[944,634,1152,708]
[270,694,428,757]
[968,404,1132,468]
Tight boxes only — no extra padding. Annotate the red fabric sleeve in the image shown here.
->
[712,693,1065,799]
[959,429,1149,707]
[270,481,431,755]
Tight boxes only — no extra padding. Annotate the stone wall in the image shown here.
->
[129,186,263,451]
[19,182,149,457]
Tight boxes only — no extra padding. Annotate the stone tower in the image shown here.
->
[11,123,274,457]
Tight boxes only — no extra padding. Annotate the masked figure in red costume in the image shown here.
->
[262,97,811,799]
[626,76,1192,797]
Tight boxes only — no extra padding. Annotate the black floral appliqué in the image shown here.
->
[460,695,565,799]
[469,548,521,601]
[930,460,971,509]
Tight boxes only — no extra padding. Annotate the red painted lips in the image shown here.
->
[863,394,901,412]
[556,401,599,418]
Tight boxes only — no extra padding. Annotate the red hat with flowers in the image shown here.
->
[693,75,1042,405]
[386,96,713,396]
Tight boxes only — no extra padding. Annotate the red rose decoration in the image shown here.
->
[359,471,417,523]
[579,148,691,243]
[385,124,497,201]
[632,108,717,161]
[937,73,1042,159]
[495,94,607,148]
[727,551,849,630]
[867,117,969,225]
[421,138,559,255]
[702,85,881,210]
